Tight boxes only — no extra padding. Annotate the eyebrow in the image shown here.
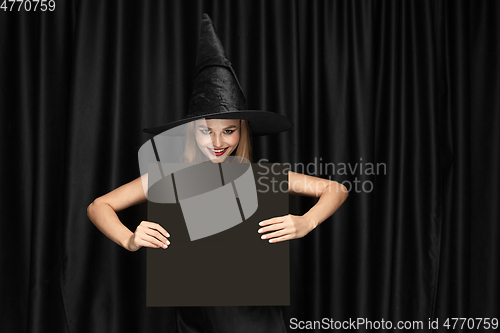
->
[198,125,237,129]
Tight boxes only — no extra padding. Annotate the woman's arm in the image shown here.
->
[258,171,349,243]
[86,173,170,251]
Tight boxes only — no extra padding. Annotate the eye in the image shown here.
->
[199,129,211,134]
[224,129,235,134]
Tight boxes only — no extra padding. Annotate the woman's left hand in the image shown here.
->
[257,214,315,243]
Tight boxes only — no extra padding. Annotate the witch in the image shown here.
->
[87,14,348,333]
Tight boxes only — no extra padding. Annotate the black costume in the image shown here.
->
[176,306,287,333]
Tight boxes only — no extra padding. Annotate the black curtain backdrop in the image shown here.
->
[1,0,499,332]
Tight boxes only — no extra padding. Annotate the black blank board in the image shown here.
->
[146,163,290,306]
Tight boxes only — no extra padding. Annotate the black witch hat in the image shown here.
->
[142,13,293,136]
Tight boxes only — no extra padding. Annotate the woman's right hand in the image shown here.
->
[126,221,170,252]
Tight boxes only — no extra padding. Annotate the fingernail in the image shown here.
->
[166,241,170,245]
[258,229,263,233]
[167,234,170,237]
[259,222,263,225]
[163,244,168,249]
[261,235,266,239]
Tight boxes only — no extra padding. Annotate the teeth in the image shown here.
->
[211,148,226,152]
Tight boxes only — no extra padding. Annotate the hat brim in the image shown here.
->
[142,110,293,136]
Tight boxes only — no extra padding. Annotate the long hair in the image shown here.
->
[181,119,253,163]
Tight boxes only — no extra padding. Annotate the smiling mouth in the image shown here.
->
[208,147,229,157]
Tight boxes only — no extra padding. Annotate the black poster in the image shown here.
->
[146,163,290,306]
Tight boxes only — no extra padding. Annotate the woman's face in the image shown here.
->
[194,119,241,162]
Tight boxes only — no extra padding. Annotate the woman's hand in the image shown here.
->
[257,214,316,243]
[126,221,170,252]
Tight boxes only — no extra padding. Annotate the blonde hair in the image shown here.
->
[181,119,253,163]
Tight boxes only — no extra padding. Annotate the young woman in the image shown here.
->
[87,117,348,332]
[87,13,349,333]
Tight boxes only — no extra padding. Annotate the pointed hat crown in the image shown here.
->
[187,13,247,116]
[142,14,292,136]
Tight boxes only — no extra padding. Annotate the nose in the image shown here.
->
[212,133,223,147]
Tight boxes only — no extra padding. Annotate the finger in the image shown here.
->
[137,224,169,246]
[259,216,286,227]
[144,221,170,238]
[144,228,170,245]
[150,224,170,238]
[267,235,290,243]
[261,229,288,240]
[143,234,169,249]
[136,237,162,249]
[258,222,286,234]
